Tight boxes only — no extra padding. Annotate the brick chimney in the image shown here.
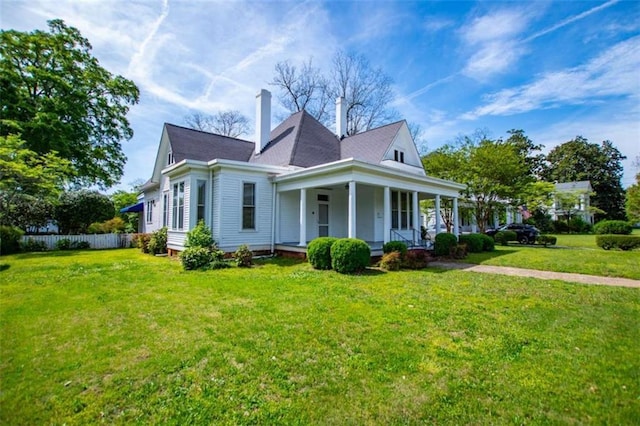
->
[255,89,271,154]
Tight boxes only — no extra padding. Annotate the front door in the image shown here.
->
[317,194,329,237]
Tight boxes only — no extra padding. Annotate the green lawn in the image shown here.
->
[1,249,639,424]
[464,233,640,280]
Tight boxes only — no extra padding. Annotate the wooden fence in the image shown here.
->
[21,233,136,250]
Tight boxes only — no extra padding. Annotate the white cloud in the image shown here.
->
[461,35,640,120]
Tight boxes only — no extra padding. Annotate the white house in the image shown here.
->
[550,180,594,224]
[140,89,466,255]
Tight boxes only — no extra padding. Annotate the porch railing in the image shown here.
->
[389,229,433,249]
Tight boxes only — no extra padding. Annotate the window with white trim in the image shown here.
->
[167,149,175,165]
[196,180,206,223]
[146,200,153,223]
[242,182,255,230]
[162,193,169,227]
[172,182,184,230]
[391,191,413,230]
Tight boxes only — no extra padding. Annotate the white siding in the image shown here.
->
[212,171,222,243]
[167,230,187,250]
[217,168,273,252]
[279,191,299,243]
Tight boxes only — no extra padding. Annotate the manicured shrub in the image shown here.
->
[307,237,338,270]
[186,220,213,248]
[568,217,592,233]
[234,244,253,267]
[450,243,468,259]
[596,235,640,251]
[0,226,24,255]
[494,230,517,246]
[594,220,632,235]
[180,247,214,270]
[136,233,152,253]
[458,233,484,253]
[537,235,557,247]
[75,241,91,249]
[480,234,495,252]
[434,232,457,256]
[379,251,402,271]
[148,227,168,255]
[382,241,408,259]
[403,250,429,270]
[21,238,47,252]
[552,220,570,234]
[56,238,72,250]
[330,238,370,274]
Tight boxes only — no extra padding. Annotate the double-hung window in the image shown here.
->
[146,200,153,223]
[172,182,184,230]
[391,191,413,230]
[162,193,169,227]
[242,183,255,230]
[196,180,206,223]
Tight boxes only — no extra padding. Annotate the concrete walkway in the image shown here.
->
[429,261,640,288]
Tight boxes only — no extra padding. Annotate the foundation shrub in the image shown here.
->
[330,238,370,274]
[136,233,152,253]
[307,237,338,270]
[450,243,468,259]
[233,244,253,267]
[382,241,408,259]
[434,233,457,256]
[458,233,484,253]
[403,250,429,270]
[537,235,557,247]
[379,251,402,271]
[186,220,214,248]
[148,227,168,255]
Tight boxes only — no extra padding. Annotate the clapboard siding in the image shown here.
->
[279,191,299,243]
[217,169,273,252]
[20,234,135,250]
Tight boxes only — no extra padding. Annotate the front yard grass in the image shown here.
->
[1,249,639,424]
[464,233,640,280]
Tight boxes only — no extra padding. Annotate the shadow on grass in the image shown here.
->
[0,264,10,272]
[11,250,84,260]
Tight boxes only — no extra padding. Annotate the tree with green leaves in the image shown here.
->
[111,189,140,233]
[54,190,115,234]
[423,133,533,232]
[542,137,626,221]
[0,19,139,188]
[0,135,71,229]
[626,157,640,223]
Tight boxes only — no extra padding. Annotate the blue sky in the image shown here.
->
[2,0,639,189]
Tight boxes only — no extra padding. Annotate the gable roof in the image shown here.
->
[555,180,592,192]
[250,110,341,167]
[165,123,254,163]
[340,121,404,163]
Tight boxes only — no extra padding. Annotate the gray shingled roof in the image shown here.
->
[165,123,254,163]
[164,113,400,168]
[555,181,592,191]
[340,121,404,163]
[250,110,341,167]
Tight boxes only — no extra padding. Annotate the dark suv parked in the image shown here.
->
[485,223,540,244]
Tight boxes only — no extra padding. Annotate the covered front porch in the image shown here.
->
[271,159,466,255]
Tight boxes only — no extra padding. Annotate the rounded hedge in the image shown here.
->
[495,230,517,246]
[596,235,640,251]
[330,238,370,274]
[307,237,338,270]
[382,241,408,259]
[434,232,457,256]
[458,233,484,253]
[594,220,632,235]
[480,234,495,251]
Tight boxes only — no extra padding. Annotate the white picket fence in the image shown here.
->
[21,233,136,250]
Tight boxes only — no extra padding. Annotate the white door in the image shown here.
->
[318,194,329,237]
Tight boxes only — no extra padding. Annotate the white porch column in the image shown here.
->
[383,186,391,244]
[412,191,419,239]
[453,197,460,237]
[435,195,441,234]
[348,181,356,238]
[274,191,281,243]
[299,188,306,246]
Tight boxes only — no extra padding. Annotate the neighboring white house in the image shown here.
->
[140,89,466,255]
[549,180,594,224]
